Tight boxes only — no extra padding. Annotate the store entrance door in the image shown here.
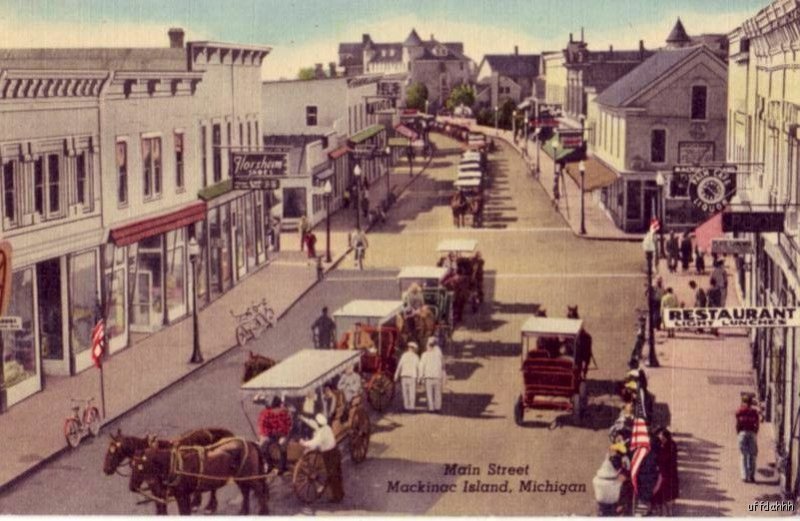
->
[38,258,68,375]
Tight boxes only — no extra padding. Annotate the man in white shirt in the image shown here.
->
[301,414,344,502]
[338,366,362,404]
[394,343,420,411]
[418,338,444,412]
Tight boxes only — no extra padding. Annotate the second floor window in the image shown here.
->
[3,161,15,222]
[306,106,318,126]
[691,85,707,120]
[200,126,208,188]
[239,123,244,148]
[247,121,252,148]
[651,129,666,164]
[142,136,162,199]
[116,141,128,205]
[41,154,62,217]
[212,124,222,183]
[76,152,87,205]
[34,157,44,214]
[174,132,184,190]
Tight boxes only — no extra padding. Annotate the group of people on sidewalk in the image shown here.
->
[394,338,447,413]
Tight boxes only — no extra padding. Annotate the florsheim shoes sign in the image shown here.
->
[230,151,287,190]
[662,307,800,329]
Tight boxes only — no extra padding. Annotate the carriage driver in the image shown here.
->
[257,396,292,475]
[402,283,426,332]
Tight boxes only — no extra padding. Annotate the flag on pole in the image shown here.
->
[629,405,651,496]
[91,319,106,369]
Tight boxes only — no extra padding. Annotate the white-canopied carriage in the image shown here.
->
[515,317,588,425]
[436,239,478,256]
[397,266,448,292]
[397,266,453,351]
[240,349,370,503]
[333,300,405,411]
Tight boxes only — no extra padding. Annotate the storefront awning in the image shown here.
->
[328,145,351,160]
[694,212,724,253]
[542,137,577,162]
[110,201,207,247]
[564,158,618,191]
[198,179,233,201]
[313,168,335,182]
[348,124,385,145]
[388,137,410,147]
[394,124,419,140]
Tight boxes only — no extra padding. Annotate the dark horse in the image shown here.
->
[130,437,268,516]
[567,306,593,379]
[242,351,278,383]
[450,191,468,228]
[104,428,233,514]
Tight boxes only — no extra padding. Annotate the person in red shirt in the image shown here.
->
[735,394,760,482]
[258,396,292,474]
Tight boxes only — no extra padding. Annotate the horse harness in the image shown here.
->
[163,437,270,485]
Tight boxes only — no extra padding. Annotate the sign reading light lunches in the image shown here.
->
[674,164,737,213]
[662,306,800,330]
[230,151,287,190]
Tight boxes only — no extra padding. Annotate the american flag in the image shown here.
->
[91,319,106,369]
[629,396,651,495]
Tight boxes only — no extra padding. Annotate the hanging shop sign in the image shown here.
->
[662,306,800,329]
[230,151,286,190]
[674,164,737,213]
[557,129,584,148]
[711,238,753,255]
[722,211,785,233]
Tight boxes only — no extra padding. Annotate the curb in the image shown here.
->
[487,131,642,243]
[0,148,437,496]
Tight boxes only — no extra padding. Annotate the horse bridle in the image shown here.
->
[108,440,132,477]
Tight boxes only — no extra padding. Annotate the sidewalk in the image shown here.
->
[471,125,642,241]
[646,259,787,516]
[0,151,434,493]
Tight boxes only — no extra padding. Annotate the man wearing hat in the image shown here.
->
[735,394,760,482]
[395,343,420,411]
[301,413,344,502]
[418,338,445,412]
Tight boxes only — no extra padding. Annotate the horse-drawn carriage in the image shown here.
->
[240,349,370,504]
[514,316,590,426]
[436,240,484,322]
[333,299,405,411]
[397,266,453,351]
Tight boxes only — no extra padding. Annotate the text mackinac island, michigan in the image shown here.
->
[385,464,586,495]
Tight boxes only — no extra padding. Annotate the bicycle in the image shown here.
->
[252,298,276,328]
[64,397,101,448]
[232,301,276,347]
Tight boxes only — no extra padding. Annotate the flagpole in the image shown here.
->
[98,361,106,419]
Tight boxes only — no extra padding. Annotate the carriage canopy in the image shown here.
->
[521,316,583,337]
[397,266,448,284]
[240,349,361,399]
[333,299,404,332]
[437,239,478,253]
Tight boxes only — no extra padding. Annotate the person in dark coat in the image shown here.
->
[694,247,706,274]
[653,427,679,516]
[666,232,679,273]
[679,233,693,271]
[633,443,660,516]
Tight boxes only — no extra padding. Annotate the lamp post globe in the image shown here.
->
[187,237,203,364]
[353,164,362,230]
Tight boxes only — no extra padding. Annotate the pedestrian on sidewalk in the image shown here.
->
[666,232,679,273]
[680,232,693,272]
[351,227,368,270]
[660,288,678,338]
[689,280,707,333]
[653,427,679,516]
[272,215,282,252]
[552,172,560,209]
[299,215,309,252]
[648,277,665,332]
[311,307,336,349]
[711,260,729,307]
[735,394,760,483]
[395,343,420,411]
[418,338,445,413]
[306,231,317,258]
[707,278,722,336]
[362,190,370,220]
[316,255,324,281]
[694,247,705,274]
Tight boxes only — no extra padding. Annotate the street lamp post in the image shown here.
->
[323,180,332,263]
[512,110,518,142]
[579,160,587,235]
[642,232,661,368]
[353,163,362,230]
[535,129,541,176]
[425,99,430,115]
[524,107,530,158]
[187,237,203,364]
[494,105,499,135]
[384,146,392,206]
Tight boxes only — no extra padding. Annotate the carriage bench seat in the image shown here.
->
[522,357,577,399]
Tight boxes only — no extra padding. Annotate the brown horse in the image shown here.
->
[242,351,278,383]
[396,307,437,351]
[104,428,234,514]
[130,437,268,516]
[451,192,467,228]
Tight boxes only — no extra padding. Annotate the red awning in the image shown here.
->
[110,201,207,246]
[328,145,351,160]
[694,212,724,253]
[394,124,419,140]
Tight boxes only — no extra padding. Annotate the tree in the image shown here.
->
[297,67,316,81]
[405,82,428,111]
[445,84,476,111]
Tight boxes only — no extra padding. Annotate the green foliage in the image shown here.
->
[405,82,429,111]
[297,67,316,81]
[445,84,476,111]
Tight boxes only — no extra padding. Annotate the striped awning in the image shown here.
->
[328,145,351,159]
[394,124,419,140]
[110,201,207,246]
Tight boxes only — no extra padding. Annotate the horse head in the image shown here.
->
[567,306,580,319]
[103,429,125,475]
[129,448,166,493]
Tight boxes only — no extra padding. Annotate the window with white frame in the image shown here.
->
[174,132,184,190]
[141,136,162,199]
[31,153,64,219]
[116,141,128,205]
[306,106,318,126]
[75,151,88,207]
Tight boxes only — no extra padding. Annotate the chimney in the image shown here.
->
[314,63,325,78]
[581,27,584,42]
[569,33,573,43]
[362,34,371,44]
[168,28,185,49]
[430,34,434,41]
[328,62,337,78]
[514,45,519,55]
[639,40,645,59]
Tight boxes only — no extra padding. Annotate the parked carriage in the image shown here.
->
[240,349,370,504]
[397,266,453,351]
[436,240,484,321]
[333,300,405,411]
[514,316,588,425]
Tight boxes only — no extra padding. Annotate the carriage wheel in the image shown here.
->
[64,418,82,448]
[514,397,525,426]
[367,373,395,411]
[349,409,371,463]
[292,451,328,503]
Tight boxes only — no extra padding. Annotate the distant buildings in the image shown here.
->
[475,46,542,109]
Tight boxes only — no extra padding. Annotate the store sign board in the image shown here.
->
[231,151,286,190]
[662,306,800,329]
[722,211,784,233]
[0,316,22,331]
[674,164,737,213]
[711,238,753,255]
[558,129,584,148]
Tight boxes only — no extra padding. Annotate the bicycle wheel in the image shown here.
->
[259,308,276,327]
[64,418,82,448]
[236,326,250,347]
[84,407,101,436]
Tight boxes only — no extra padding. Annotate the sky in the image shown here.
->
[0,0,769,79]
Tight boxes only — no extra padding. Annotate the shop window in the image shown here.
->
[141,137,162,199]
[626,180,642,220]
[691,85,707,120]
[212,124,222,183]
[116,141,128,205]
[69,250,99,355]
[103,245,127,345]
[2,269,36,390]
[306,106,318,126]
[165,229,186,322]
[193,220,208,303]
[3,160,16,224]
[174,132,184,190]
[650,129,666,164]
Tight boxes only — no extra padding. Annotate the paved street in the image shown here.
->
[0,134,647,516]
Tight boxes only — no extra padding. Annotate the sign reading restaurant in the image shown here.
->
[663,306,800,329]
[230,151,287,190]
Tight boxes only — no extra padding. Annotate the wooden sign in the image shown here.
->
[0,241,11,317]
